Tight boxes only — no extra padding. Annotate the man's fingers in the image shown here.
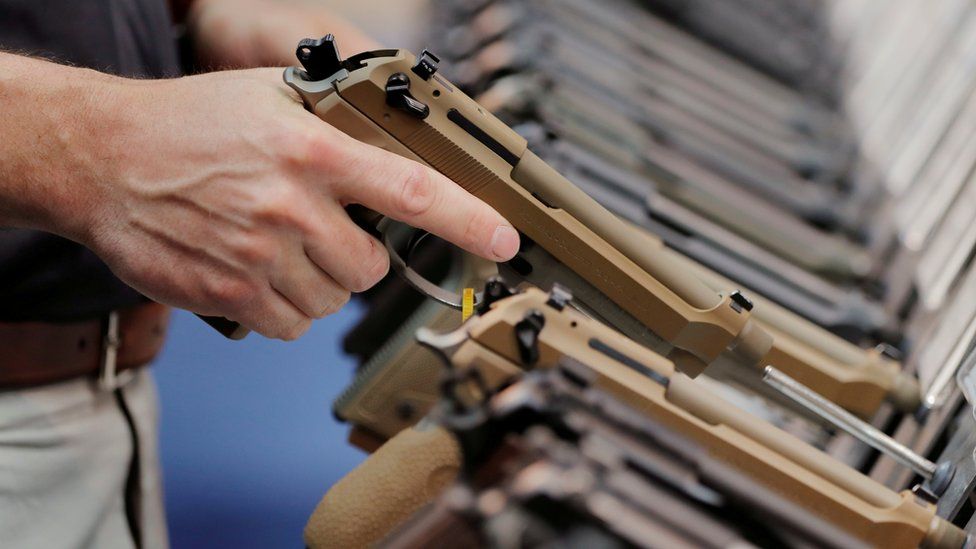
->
[227,281,312,340]
[304,202,390,293]
[270,237,353,318]
[329,139,520,262]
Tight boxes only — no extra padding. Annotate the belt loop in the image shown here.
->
[98,311,132,391]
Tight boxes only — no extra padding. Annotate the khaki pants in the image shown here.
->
[0,369,167,548]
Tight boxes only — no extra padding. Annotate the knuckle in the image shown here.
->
[393,164,437,218]
[253,185,305,228]
[234,234,277,267]
[282,125,355,184]
[275,125,321,170]
[205,277,257,311]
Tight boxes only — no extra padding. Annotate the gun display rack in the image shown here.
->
[303,0,976,546]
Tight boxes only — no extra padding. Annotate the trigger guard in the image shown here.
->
[378,218,484,310]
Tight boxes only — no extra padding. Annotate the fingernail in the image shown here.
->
[490,225,520,260]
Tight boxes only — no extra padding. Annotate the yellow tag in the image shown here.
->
[461,288,475,322]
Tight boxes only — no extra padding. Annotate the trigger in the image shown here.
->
[378,219,482,309]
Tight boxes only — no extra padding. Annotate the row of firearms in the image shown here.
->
[296,0,976,546]
[316,283,971,548]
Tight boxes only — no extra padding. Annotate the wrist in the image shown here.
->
[45,76,129,245]
[0,55,143,245]
[59,75,144,246]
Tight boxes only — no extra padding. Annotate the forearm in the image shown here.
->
[0,53,125,239]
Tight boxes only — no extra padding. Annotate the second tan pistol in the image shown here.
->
[313,282,962,548]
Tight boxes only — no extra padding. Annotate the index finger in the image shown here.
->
[329,136,520,262]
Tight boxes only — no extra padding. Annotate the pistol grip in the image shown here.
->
[196,314,249,340]
[304,424,461,548]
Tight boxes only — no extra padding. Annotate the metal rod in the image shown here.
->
[762,366,937,480]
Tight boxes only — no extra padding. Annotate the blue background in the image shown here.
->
[152,305,367,548]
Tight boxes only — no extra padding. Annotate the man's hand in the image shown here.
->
[188,0,380,69]
[0,56,519,339]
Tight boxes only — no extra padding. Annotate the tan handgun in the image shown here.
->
[212,36,918,417]
[281,36,920,417]
[309,283,964,549]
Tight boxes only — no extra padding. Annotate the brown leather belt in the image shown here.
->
[0,302,171,389]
